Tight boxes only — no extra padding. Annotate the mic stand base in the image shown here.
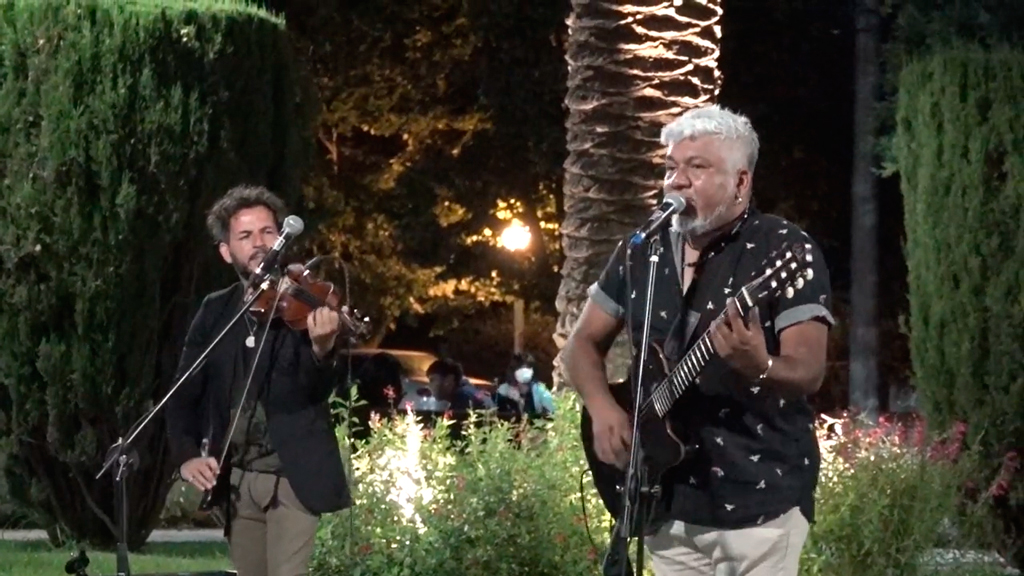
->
[99,439,138,576]
[92,277,274,576]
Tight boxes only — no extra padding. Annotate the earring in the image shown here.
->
[734,194,742,205]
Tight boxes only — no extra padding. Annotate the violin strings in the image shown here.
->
[285,283,324,311]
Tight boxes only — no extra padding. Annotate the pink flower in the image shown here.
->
[986,450,1020,498]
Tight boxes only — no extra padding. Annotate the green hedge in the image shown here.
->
[890,44,1024,501]
[0,0,312,548]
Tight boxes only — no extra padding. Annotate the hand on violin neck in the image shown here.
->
[308,306,341,359]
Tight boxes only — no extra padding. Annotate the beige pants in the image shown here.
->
[646,507,809,576]
[228,469,320,576]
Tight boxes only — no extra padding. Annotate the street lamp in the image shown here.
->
[499,219,532,252]
[500,220,531,354]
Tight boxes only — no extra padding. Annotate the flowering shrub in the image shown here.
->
[310,393,1010,576]
[311,392,611,576]
[801,411,1007,576]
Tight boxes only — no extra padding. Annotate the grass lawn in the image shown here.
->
[0,541,230,576]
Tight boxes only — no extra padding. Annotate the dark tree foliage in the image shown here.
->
[0,0,312,548]
[267,0,568,344]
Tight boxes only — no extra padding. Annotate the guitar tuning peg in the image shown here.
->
[770,280,778,288]
[805,269,814,280]
[785,286,794,298]
[805,254,813,262]
[795,277,804,289]
[775,260,782,267]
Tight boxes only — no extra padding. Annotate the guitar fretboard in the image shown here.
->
[643,283,760,418]
[636,241,808,420]
[647,334,715,418]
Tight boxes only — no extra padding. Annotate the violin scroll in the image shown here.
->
[336,305,372,344]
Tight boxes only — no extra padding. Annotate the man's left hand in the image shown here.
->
[308,306,341,360]
[710,298,771,381]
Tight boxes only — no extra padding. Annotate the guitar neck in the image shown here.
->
[647,332,715,418]
[637,238,809,419]
[646,287,755,418]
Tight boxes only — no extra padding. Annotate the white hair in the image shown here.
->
[660,104,760,173]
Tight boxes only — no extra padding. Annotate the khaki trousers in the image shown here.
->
[228,469,320,576]
[646,507,809,576]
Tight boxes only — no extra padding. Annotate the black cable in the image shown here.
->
[579,468,602,566]
[331,255,358,568]
[299,252,359,568]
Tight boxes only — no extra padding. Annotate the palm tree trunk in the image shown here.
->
[849,0,880,420]
[554,0,723,386]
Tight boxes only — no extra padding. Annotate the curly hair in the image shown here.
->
[205,185,287,243]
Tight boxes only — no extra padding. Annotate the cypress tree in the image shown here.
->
[0,0,312,548]
[892,42,1024,523]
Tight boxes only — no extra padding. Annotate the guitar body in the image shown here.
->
[580,342,694,532]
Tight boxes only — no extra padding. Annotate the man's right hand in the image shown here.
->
[589,398,633,470]
[179,457,219,491]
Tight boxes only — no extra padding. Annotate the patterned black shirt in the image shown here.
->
[589,207,834,530]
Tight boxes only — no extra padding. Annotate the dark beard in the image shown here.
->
[230,249,267,284]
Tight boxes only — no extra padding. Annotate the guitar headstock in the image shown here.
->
[739,242,814,308]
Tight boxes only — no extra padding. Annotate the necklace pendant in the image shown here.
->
[245,335,255,348]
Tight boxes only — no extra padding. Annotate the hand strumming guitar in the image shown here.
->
[589,396,633,470]
[710,297,772,381]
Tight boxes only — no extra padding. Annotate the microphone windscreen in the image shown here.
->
[283,215,304,236]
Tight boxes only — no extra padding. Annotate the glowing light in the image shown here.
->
[499,219,531,251]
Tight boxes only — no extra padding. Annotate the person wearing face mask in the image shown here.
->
[495,352,556,419]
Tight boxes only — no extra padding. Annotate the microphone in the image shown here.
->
[252,215,304,282]
[630,193,686,245]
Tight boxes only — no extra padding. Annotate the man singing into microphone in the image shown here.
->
[564,105,833,575]
[166,185,351,576]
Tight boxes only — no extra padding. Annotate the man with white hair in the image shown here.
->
[564,104,834,575]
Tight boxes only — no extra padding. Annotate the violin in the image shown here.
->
[195,261,369,515]
[249,262,371,341]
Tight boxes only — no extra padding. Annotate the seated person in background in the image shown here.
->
[354,352,405,411]
[427,357,495,412]
[495,352,555,419]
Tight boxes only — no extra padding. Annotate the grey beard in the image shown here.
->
[672,202,729,237]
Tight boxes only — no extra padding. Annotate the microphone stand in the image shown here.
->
[94,272,278,576]
[603,231,663,576]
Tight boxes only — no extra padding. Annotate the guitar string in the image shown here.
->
[642,244,806,417]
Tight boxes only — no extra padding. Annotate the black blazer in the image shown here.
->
[165,282,352,515]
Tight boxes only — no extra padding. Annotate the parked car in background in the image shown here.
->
[335,348,494,412]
